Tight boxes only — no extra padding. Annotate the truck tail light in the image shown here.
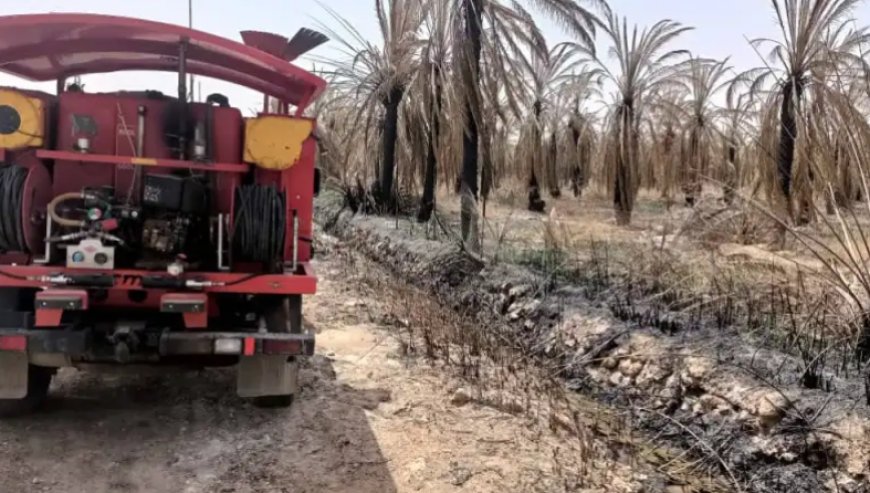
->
[262,339,302,355]
[0,335,27,352]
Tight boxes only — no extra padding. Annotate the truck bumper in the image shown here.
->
[0,328,315,361]
[159,331,315,357]
[0,329,313,400]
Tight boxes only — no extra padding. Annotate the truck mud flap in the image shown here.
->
[237,355,298,398]
[0,353,29,399]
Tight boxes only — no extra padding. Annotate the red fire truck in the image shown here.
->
[0,13,327,415]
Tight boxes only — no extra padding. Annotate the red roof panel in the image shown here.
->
[0,13,327,111]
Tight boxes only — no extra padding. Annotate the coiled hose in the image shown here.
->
[232,184,286,267]
[0,165,28,252]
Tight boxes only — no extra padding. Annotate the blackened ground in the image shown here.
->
[0,240,691,493]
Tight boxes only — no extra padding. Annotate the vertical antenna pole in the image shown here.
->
[188,0,195,101]
[178,38,189,159]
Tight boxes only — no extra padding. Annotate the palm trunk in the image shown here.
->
[614,104,635,225]
[547,131,560,198]
[685,125,701,206]
[661,127,675,202]
[579,132,591,192]
[378,86,405,208]
[417,68,442,223]
[528,169,545,212]
[481,140,492,217]
[724,141,738,205]
[834,139,854,209]
[480,119,493,214]
[777,77,804,216]
[570,121,583,197]
[528,100,546,212]
[460,0,483,248]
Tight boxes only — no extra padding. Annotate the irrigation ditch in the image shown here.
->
[316,190,870,493]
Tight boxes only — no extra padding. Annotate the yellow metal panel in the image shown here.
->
[0,89,45,149]
[244,116,314,170]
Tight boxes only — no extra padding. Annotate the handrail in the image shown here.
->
[36,150,249,173]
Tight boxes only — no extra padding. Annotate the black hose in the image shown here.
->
[232,185,286,268]
[0,165,28,252]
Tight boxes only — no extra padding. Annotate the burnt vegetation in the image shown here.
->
[312,0,870,491]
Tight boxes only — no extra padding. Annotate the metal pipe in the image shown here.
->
[204,103,214,161]
[217,213,229,271]
[188,0,195,101]
[177,38,189,160]
[34,216,53,265]
[136,105,146,157]
[291,210,299,272]
[178,39,188,101]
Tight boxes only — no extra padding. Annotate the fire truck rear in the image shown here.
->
[0,13,327,416]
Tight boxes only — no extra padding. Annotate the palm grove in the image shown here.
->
[315,0,870,245]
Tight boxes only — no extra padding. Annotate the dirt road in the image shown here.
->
[0,241,683,493]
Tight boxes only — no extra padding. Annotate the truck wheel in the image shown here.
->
[0,366,53,418]
[249,295,302,409]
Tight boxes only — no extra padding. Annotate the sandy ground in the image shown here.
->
[0,242,670,493]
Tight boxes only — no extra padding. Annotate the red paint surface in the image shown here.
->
[34,309,63,327]
[0,335,27,352]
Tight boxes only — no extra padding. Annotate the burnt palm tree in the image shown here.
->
[721,90,753,205]
[451,0,607,248]
[740,0,869,218]
[416,0,452,222]
[568,99,596,198]
[676,57,732,206]
[591,11,691,225]
[515,41,591,208]
[317,0,425,209]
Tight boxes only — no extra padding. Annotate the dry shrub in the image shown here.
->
[678,198,780,247]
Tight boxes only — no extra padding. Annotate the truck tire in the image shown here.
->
[0,365,53,418]
[252,295,302,409]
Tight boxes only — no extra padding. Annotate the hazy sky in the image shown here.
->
[1,0,869,113]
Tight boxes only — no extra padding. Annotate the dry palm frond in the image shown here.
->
[315,0,426,208]
[735,0,870,220]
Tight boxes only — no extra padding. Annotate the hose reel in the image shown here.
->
[0,164,51,254]
[0,166,27,252]
[232,184,286,269]
[0,89,45,149]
